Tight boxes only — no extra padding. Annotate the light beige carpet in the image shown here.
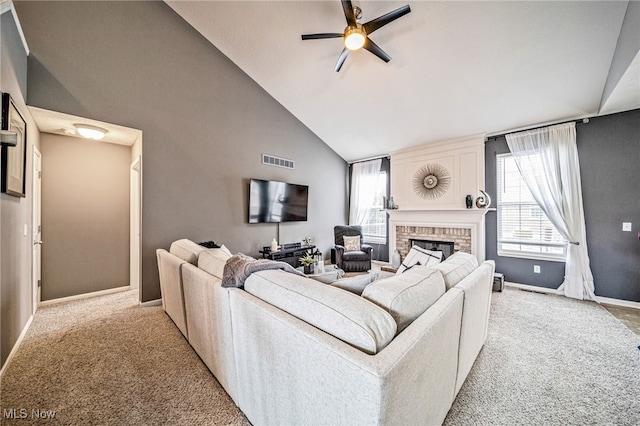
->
[0,290,249,425]
[2,287,639,425]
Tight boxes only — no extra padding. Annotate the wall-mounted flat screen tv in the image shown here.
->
[248,178,308,223]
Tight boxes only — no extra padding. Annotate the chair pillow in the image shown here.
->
[362,266,445,333]
[169,239,207,265]
[431,252,478,290]
[245,270,396,354]
[342,235,361,252]
[396,245,443,274]
[197,245,233,279]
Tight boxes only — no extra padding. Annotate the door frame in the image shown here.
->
[32,146,42,313]
[130,155,142,292]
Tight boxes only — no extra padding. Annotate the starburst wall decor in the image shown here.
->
[412,163,451,199]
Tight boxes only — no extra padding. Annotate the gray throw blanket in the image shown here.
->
[221,253,304,288]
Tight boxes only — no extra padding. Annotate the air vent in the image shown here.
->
[262,153,295,170]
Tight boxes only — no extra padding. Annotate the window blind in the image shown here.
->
[496,154,566,259]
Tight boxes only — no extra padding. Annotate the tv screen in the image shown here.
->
[248,179,308,223]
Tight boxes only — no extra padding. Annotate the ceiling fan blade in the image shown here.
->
[341,0,357,27]
[334,48,350,72]
[363,5,411,35]
[301,33,344,40]
[363,38,391,63]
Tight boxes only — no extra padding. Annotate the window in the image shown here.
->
[496,154,566,260]
[359,171,388,244]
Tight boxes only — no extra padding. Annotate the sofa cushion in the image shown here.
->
[169,239,206,265]
[362,266,446,333]
[244,270,396,355]
[397,245,443,274]
[331,272,379,295]
[197,245,233,279]
[431,252,479,290]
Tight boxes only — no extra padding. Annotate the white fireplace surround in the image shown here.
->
[388,209,490,262]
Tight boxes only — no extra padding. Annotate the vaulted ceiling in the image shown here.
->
[168,1,639,162]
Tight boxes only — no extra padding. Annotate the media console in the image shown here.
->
[259,243,316,268]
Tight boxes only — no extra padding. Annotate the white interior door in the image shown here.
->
[32,147,42,313]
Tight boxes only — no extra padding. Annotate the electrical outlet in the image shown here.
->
[622,222,632,232]
[534,265,541,274]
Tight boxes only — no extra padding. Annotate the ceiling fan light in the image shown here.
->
[344,27,366,50]
[75,124,107,140]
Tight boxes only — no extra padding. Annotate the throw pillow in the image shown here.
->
[342,235,361,252]
[362,266,445,333]
[396,245,443,275]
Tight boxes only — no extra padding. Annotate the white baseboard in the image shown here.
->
[140,299,162,307]
[38,286,133,307]
[595,295,640,309]
[505,282,557,294]
[505,282,640,309]
[0,314,34,379]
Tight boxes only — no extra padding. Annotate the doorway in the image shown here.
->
[28,106,142,306]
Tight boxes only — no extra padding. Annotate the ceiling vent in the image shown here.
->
[262,153,295,170]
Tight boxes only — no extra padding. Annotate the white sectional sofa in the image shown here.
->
[156,239,495,425]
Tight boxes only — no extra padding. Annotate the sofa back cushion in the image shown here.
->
[362,266,445,332]
[169,239,206,265]
[197,245,233,279]
[431,252,479,290]
[244,270,396,355]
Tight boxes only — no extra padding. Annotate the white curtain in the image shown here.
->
[349,159,383,226]
[506,122,596,301]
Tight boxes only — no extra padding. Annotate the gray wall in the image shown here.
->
[14,1,348,302]
[0,9,39,368]
[485,109,640,302]
[578,110,640,301]
[40,134,130,300]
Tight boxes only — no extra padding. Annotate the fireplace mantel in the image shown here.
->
[388,208,491,261]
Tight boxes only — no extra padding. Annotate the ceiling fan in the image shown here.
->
[301,0,411,72]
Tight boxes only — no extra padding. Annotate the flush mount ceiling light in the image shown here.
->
[75,124,108,140]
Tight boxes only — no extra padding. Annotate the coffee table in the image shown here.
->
[297,264,345,284]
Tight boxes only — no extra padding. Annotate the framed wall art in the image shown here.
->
[1,93,27,197]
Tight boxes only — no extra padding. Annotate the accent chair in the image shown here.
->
[333,225,373,272]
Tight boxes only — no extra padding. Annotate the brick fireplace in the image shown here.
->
[388,134,489,263]
[396,228,470,259]
[388,209,489,262]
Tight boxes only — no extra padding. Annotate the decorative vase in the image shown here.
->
[391,250,401,269]
[304,264,312,274]
[270,238,278,252]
